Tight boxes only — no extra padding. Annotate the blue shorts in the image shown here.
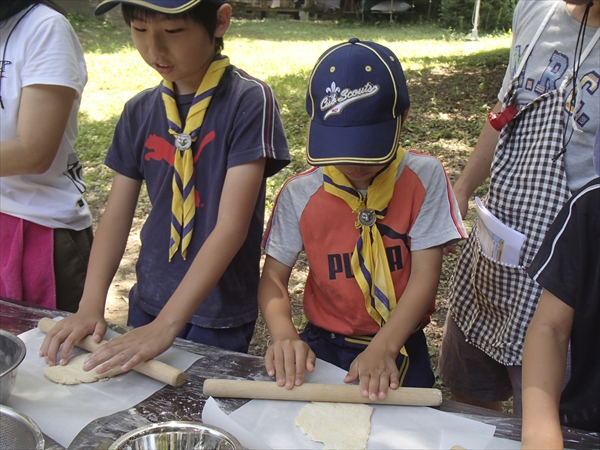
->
[300,322,435,388]
[128,295,255,354]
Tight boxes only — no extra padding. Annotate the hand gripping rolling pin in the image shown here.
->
[38,317,186,387]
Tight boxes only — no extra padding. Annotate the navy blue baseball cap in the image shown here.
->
[306,38,410,166]
[94,0,225,16]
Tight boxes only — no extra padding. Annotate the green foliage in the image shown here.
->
[440,0,515,34]
[69,13,133,53]
[68,16,508,223]
[68,17,509,383]
[293,314,309,332]
[410,0,443,21]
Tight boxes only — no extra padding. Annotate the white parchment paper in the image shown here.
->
[203,359,521,449]
[6,319,201,448]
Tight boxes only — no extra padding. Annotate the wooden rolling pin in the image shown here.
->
[38,317,186,387]
[203,379,443,406]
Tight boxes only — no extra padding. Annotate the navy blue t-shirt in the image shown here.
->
[528,178,600,432]
[105,64,290,328]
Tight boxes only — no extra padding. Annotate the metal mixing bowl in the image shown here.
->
[0,405,45,450]
[0,329,26,404]
[109,421,243,450]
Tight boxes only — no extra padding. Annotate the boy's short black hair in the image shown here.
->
[121,2,224,52]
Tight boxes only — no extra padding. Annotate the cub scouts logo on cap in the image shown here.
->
[321,81,380,119]
[305,38,410,166]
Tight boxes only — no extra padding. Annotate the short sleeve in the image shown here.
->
[263,170,322,268]
[104,97,146,180]
[497,0,526,102]
[528,180,600,308]
[21,13,86,97]
[407,155,466,251]
[225,75,290,177]
[263,181,305,268]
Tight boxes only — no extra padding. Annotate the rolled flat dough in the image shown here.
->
[295,402,373,449]
[43,354,123,385]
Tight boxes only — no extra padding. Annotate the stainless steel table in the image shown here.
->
[1,298,598,449]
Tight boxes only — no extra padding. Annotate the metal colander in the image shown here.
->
[0,405,45,450]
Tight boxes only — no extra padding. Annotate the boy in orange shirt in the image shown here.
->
[259,39,466,400]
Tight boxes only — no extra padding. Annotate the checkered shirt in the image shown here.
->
[448,83,572,365]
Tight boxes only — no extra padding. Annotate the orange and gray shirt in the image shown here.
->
[263,150,466,336]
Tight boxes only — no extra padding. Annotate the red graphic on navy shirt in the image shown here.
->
[144,131,216,207]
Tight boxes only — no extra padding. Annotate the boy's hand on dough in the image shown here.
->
[39,311,107,367]
[265,338,316,389]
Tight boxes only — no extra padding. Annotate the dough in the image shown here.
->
[295,402,373,449]
[43,354,123,385]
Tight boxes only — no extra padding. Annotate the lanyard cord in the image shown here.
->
[0,4,37,109]
[555,0,593,161]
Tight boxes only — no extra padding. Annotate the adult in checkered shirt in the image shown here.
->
[439,0,599,417]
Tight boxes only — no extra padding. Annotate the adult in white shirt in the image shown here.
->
[0,0,92,312]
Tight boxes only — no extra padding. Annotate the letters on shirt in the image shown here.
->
[328,245,403,280]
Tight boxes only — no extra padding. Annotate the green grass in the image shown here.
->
[68,15,511,391]
[69,14,510,220]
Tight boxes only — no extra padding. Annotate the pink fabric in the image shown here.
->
[0,212,56,308]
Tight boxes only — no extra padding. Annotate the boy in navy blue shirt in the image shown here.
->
[41,0,290,374]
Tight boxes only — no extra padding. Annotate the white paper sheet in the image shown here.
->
[475,196,526,266]
[203,397,270,450]
[202,360,519,449]
[440,430,521,450]
[6,320,201,448]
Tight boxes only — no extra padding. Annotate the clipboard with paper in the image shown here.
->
[475,197,526,266]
